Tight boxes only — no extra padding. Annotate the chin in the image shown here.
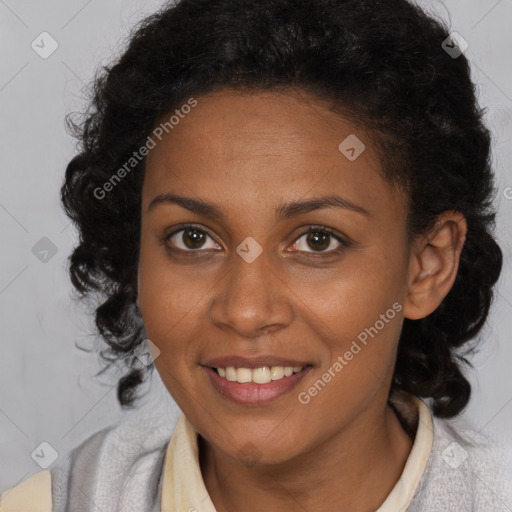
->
[225,440,298,467]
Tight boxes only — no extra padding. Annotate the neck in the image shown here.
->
[199,395,415,512]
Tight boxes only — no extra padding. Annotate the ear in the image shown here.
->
[403,210,467,320]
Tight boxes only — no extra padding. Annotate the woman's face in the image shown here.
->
[137,89,413,465]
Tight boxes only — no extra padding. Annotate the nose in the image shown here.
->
[208,245,294,338]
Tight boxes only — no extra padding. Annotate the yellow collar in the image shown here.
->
[160,393,433,512]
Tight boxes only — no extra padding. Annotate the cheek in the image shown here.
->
[301,253,404,330]
[294,275,404,424]
[296,250,405,383]
[138,234,205,322]
[137,246,212,379]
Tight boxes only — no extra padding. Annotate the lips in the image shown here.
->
[201,355,314,404]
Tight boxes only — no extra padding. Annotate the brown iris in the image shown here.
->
[306,231,330,251]
[182,228,207,249]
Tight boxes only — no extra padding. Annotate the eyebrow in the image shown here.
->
[147,193,371,220]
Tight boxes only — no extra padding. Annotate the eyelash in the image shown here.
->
[162,223,352,258]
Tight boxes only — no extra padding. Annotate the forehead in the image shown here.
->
[142,89,406,222]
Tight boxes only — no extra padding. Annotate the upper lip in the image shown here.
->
[203,356,312,369]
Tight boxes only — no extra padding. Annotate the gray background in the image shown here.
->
[1,0,511,491]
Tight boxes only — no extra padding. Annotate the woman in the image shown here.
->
[1,0,511,510]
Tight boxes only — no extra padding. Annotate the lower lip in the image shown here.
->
[203,366,312,405]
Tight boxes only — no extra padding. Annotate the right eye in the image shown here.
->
[164,225,221,252]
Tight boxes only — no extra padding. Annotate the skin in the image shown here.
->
[137,88,467,512]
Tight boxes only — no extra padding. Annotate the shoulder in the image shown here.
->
[1,394,179,512]
[408,408,512,511]
[0,425,116,512]
[0,470,52,512]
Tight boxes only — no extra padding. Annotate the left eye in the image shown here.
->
[290,228,345,253]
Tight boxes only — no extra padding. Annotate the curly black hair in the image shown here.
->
[61,0,503,418]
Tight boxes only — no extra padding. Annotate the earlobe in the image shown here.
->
[403,211,467,320]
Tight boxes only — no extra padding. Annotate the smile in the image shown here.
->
[215,365,304,384]
[203,365,312,405]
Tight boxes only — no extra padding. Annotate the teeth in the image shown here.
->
[284,367,294,377]
[216,365,304,384]
[253,366,271,384]
[270,366,284,380]
[225,367,237,382]
[236,368,252,383]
